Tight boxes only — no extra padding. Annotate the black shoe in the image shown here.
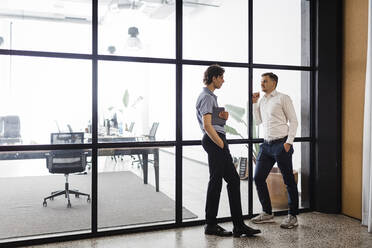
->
[233,224,261,237]
[204,224,233,237]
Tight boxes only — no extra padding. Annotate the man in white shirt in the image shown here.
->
[251,72,299,229]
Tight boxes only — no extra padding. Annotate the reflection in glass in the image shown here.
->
[98,61,175,142]
[97,147,177,229]
[183,0,248,62]
[253,0,310,66]
[183,145,248,222]
[0,149,91,240]
[183,65,249,140]
[98,0,175,58]
[0,0,92,53]
[0,55,91,145]
[252,69,310,138]
[253,142,309,214]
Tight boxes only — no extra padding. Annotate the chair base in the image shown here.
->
[43,189,90,208]
[43,174,90,208]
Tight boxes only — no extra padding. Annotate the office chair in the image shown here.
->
[142,122,159,141]
[0,115,22,144]
[128,122,135,133]
[67,124,73,133]
[132,122,159,167]
[43,132,90,208]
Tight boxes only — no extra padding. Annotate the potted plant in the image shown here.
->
[107,89,143,134]
[223,104,260,178]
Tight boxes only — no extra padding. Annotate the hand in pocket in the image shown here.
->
[283,143,291,152]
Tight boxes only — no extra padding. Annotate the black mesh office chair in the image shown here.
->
[143,122,159,141]
[43,132,90,208]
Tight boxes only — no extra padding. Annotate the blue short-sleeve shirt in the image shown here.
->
[196,87,226,135]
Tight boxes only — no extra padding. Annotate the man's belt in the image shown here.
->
[264,136,288,145]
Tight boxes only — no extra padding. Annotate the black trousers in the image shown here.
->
[201,133,243,226]
[253,138,299,216]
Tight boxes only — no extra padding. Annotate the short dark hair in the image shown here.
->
[203,64,225,85]
[261,72,278,87]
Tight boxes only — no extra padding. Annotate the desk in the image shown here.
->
[0,137,22,145]
[86,135,136,143]
[0,147,160,192]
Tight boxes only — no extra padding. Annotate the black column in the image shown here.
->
[314,0,342,213]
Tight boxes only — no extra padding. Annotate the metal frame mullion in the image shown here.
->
[309,0,317,211]
[91,0,98,234]
[175,0,183,225]
[248,0,254,218]
[0,49,92,59]
[252,63,313,71]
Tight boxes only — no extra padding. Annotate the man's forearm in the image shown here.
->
[253,103,262,125]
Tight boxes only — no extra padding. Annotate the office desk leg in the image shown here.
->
[142,153,148,185]
[154,150,159,192]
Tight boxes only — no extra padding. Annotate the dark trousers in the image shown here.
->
[201,133,243,227]
[253,138,299,216]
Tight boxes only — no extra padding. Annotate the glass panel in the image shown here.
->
[183,145,248,222]
[0,55,92,145]
[0,0,92,53]
[183,65,249,140]
[0,149,91,241]
[253,142,309,214]
[252,69,310,138]
[253,0,310,66]
[98,61,175,142]
[183,0,248,62]
[98,0,175,58]
[97,146,176,229]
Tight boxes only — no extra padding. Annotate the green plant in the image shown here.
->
[224,104,260,164]
[108,89,143,129]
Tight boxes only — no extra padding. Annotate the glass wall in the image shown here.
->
[0,0,313,245]
[0,0,92,53]
[183,144,249,222]
[0,55,91,146]
[252,142,310,214]
[183,0,248,62]
[98,61,175,143]
[183,65,249,140]
[252,69,311,138]
[97,147,176,229]
[253,0,310,66]
[98,0,175,58]
[0,149,91,240]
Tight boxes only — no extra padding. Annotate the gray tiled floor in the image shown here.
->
[26,212,372,248]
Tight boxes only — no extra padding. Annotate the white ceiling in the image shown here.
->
[0,0,220,23]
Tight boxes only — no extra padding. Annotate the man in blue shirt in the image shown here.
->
[196,64,261,237]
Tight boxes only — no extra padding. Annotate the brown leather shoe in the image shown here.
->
[204,224,232,237]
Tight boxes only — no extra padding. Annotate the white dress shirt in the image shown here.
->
[253,90,298,144]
